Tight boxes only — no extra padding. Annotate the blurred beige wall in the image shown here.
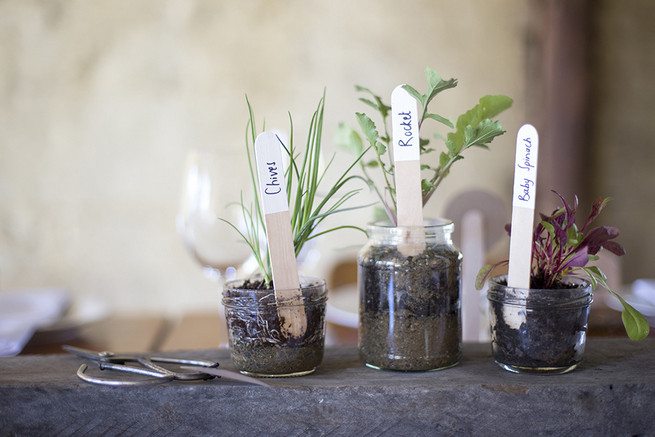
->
[591,0,655,283]
[0,0,530,315]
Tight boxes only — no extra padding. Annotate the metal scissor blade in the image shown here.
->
[138,358,217,381]
[181,366,271,387]
[145,356,219,368]
[62,345,111,361]
[62,345,137,363]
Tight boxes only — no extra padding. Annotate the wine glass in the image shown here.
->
[176,148,251,283]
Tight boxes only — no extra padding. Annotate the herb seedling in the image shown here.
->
[336,67,513,224]
[221,92,367,288]
[476,191,650,340]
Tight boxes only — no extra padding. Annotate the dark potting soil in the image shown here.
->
[359,244,462,371]
[224,281,326,376]
[489,298,590,368]
[496,277,579,290]
[228,338,324,376]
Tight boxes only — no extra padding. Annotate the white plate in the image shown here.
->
[606,293,655,316]
[0,287,71,356]
[605,281,655,329]
[326,285,358,328]
[37,296,109,333]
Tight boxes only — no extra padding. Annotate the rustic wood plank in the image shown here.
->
[2,340,654,436]
[394,161,423,228]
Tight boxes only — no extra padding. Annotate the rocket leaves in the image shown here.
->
[336,67,512,224]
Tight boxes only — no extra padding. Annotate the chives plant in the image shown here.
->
[221,91,367,288]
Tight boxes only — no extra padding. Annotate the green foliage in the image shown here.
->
[583,265,649,341]
[476,192,649,341]
[336,67,513,224]
[221,92,367,287]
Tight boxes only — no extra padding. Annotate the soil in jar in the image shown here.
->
[224,280,326,376]
[490,279,589,368]
[359,244,462,371]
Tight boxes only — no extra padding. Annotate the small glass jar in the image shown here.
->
[488,275,592,374]
[222,277,327,377]
[358,219,462,371]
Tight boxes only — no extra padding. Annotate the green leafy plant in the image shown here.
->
[476,191,650,341]
[336,67,513,224]
[221,91,367,288]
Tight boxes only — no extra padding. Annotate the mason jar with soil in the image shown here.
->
[358,219,462,371]
[222,277,327,377]
[487,274,592,374]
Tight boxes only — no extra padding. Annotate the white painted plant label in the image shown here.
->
[255,133,290,216]
[506,124,539,329]
[254,131,305,337]
[391,85,423,228]
[390,85,425,256]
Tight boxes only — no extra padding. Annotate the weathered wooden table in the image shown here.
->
[2,339,654,436]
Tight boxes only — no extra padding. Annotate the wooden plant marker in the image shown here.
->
[391,85,425,255]
[254,131,306,338]
[506,124,539,329]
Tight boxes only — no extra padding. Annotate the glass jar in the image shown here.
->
[488,275,592,374]
[222,277,327,377]
[358,219,462,371]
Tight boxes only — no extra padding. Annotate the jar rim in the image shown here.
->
[366,218,455,241]
[487,274,592,308]
[488,274,592,292]
[367,217,453,230]
[223,276,325,293]
[222,276,327,307]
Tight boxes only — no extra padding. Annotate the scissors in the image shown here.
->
[63,345,219,386]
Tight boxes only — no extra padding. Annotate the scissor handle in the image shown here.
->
[138,358,218,381]
[147,356,219,368]
[65,345,221,383]
[76,363,174,386]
